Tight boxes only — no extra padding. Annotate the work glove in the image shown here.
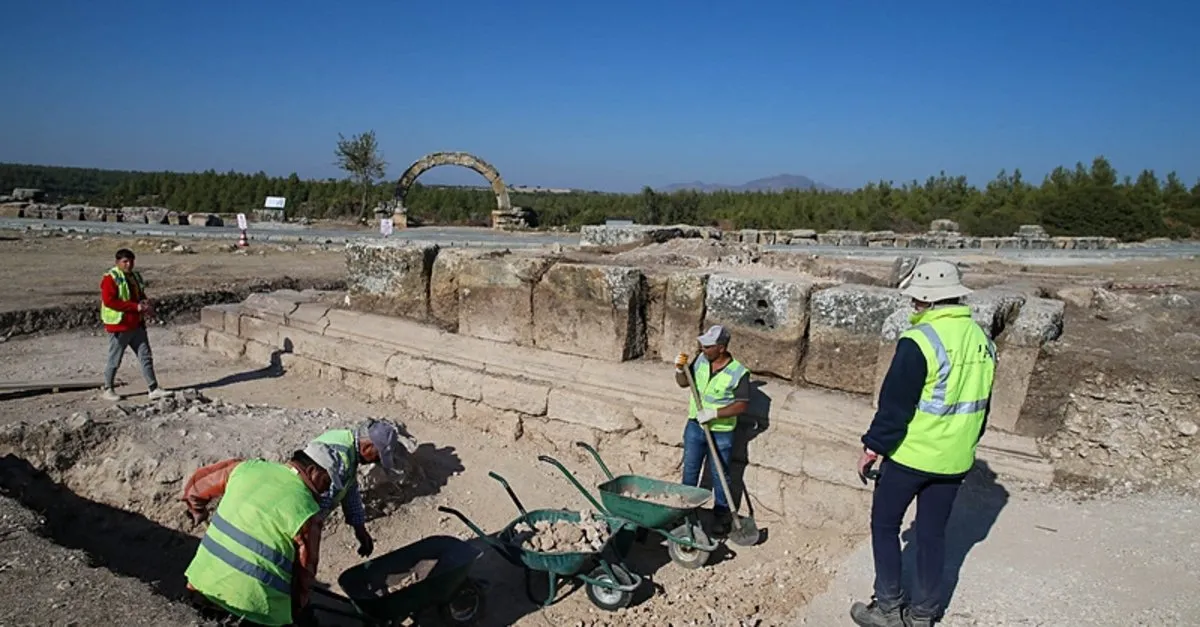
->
[354,525,375,558]
[187,506,209,527]
[697,408,719,425]
[674,352,690,372]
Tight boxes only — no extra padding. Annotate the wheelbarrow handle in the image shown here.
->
[487,471,529,517]
[573,441,614,480]
[437,506,505,550]
[538,454,607,514]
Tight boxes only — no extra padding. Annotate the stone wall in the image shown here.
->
[191,290,1056,528]
[0,202,227,226]
[343,241,1066,436]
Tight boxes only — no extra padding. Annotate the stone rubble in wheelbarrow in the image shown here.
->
[512,511,610,553]
[377,558,439,596]
[621,489,695,508]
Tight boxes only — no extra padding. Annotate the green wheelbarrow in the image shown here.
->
[438,470,644,612]
[538,441,721,570]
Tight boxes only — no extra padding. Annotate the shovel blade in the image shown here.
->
[728,516,760,547]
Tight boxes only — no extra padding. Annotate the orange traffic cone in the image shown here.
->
[237,230,248,248]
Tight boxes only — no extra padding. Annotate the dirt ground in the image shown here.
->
[0,229,346,314]
[0,328,856,626]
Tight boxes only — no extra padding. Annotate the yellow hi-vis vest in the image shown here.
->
[889,305,997,476]
[184,459,320,626]
[99,266,146,325]
[687,356,749,433]
[311,428,358,507]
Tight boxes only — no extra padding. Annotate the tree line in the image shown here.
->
[1,156,1198,240]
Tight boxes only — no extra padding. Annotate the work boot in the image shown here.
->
[850,599,906,627]
[904,608,935,627]
[147,388,171,400]
[100,387,121,402]
[711,508,732,537]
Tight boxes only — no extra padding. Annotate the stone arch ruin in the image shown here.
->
[393,151,512,213]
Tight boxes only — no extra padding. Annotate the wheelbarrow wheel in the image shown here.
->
[666,523,712,570]
[584,564,635,611]
[437,578,485,626]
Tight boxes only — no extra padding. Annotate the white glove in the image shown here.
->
[697,408,719,425]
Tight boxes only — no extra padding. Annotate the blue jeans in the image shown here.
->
[870,459,963,619]
[681,419,735,511]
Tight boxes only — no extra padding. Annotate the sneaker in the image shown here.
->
[850,599,906,627]
[100,388,121,402]
[147,388,171,400]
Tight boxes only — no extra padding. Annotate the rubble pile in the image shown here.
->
[512,511,611,553]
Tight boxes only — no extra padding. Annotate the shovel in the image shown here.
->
[682,354,760,547]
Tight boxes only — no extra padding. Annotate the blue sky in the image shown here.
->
[1,0,1197,192]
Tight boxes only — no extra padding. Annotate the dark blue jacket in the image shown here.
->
[861,337,989,478]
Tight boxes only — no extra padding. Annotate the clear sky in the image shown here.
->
[1,0,1197,192]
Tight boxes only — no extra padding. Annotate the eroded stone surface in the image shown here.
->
[704,273,818,379]
[804,285,909,393]
[345,241,440,320]
[1002,297,1065,347]
[429,248,488,332]
[659,271,709,362]
[457,252,556,346]
[533,263,646,361]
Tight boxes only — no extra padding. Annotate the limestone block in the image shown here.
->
[187,213,222,227]
[200,304,239,333]
[458,253,556,346]
[429,362,484,401]
[285,303,330,335]
[1001,297,1065,348]
[144,207,170,224]
[739,229,761,245]
[633,406,684,448]
[393,383,455,422]
[0,203,24,218]
[60,204,85,220]
[804,285,909,394]
[280,353,323,378]
[643,270,670,360]
[788,229,817,242]
[383,353,433,389]
[963,288,1027,338]
[479,373,550,416]
[546,389,639,433]
[703,273,817,380]
[205,330,246,359]
[428,249,486,332]
[742,464,787,521]
[533,263,646,361]
[238,316,282,348]
[659,272,708,363]
[344,241,440,320]
[930,219,960,232]
[179,326,208,347]
[455,399,524,441]
[987,298,1065,432]
[283,328,394,375]
[243,340,279,366]
[578,224,697,248]
[520,418,601,461]
[342,371,392,401]
[241,292,302,325]
[783,477,871,529]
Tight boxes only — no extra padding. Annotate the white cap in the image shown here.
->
[697,324,731,347]
[899,260,972,302]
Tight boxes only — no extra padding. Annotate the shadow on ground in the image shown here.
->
[899,459,1010,617]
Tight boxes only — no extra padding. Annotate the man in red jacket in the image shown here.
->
[100,248,169,401]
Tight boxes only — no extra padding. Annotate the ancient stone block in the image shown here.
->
[963,288,1027,338]
[546,389,639,433]
[187,213,222,226]
[205,330,246,359]
[179,326,208,348]
[479,373,550,416]
[428,249,485,332]
[393,383,455,422]
[631,406,683,448]
[383,353,433,389]
[243,340,280,366]
[280,353,323,378]
[144,208,169,224]
[241,292,301,325]
[282,328,394,375]
[520,418,601,460]
[1001,297,1065,348]
[60,204,85,220]
[455,399,524,441]
[986,297,1066,432]
[344,241,440,321]
[643,270,670,360]
[239,316,282,348]
[429,362,484,401]
[782,477,871,529]
[659,272,708,363]
[703,273,817,380]
[342,371,392,401]
[578,224,698,248]
[285,303,330,335]
[458,253,556,346]
[533,263,646,361]
[200,304,239,333]
[804,285,909,394]
[930,219,960,232]
[742,464,787,520]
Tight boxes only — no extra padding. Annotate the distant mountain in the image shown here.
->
[657,174,833,193]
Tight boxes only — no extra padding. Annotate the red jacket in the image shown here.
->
[100,272,144,333]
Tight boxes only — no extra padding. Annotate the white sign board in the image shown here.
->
[236,213,248,230]
[264,196,286,209]
[380,219,394,236]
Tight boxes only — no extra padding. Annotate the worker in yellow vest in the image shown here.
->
[302,419,412,558]
[674,324,751,537]
[850,261,996,627]
[181,449,336,626]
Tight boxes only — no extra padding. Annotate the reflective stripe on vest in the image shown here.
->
[99,267,145,325]
[687,357,749,433]
[888,305,996,476]
[184,460,319,626]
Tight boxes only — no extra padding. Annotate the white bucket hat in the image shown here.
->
[898,260,972,302]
